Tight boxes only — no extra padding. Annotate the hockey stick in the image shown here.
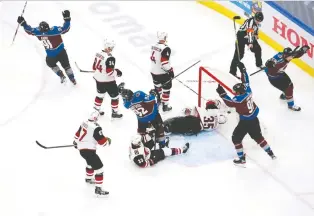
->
[11,1,28,46]
[249,67,266,76]
[233,16,241,62]
[176,78,208,101]
[185,80,215,83]
[162,60,200,87]
[75,62,94,73]
[36,141,74,149]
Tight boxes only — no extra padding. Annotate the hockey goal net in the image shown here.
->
[198,66,238,108]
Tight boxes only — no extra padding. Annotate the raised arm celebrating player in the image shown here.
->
[73,111,111,197]
[17,10,76,85]
[92,39,123,118]
[217,62,276,167]
[120,85,167,148]
[150,31,174,112]
[264,45,309,111]
[164,100,227,135]
[129,134,189,168]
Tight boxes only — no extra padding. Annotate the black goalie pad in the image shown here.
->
[164,116,202,135]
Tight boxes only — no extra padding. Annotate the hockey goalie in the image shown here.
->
[164,100,227,135]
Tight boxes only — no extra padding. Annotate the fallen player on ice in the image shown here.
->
[164,99,227,135]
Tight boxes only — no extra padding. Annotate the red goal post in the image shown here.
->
[198,66,236,107]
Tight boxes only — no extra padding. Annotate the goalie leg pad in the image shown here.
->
[164,116,202,135]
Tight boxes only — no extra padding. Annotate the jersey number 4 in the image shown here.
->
[150,51,156,64]
[78,128,87,141]
[93,58,103,72]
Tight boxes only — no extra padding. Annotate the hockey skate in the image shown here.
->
[233,154,246,167]
[266,149,277,160]
[94,107,105,116]
[162,103,172,112]
[112,110,123,118]
[60,75,66,84]
[95,186,109,197]
[288,105,301,111]
[182,143,190,153]
[70,78,77,85]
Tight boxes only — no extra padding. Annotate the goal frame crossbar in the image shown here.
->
[198,66,235,107]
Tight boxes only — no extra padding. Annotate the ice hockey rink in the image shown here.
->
[1,1,314,216]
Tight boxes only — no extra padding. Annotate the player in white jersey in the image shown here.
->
[129,134,189,168]
[92,39,123,118]
[73,111,111,197]
[164,100,227,135]
[150,31,174,112]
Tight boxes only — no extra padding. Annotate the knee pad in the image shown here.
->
[94,168,103,175]
[96,92,105,99]
[162,81,172,90]
[232,134,242,144]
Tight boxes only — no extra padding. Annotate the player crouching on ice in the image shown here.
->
[73,111,111,197]
[129,134,189,168]
[119,83,168,148]
[164,100,227,135]
[17,10,77,85]
[264,45,309,111]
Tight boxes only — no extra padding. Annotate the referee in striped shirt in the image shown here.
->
[229,12,264,77]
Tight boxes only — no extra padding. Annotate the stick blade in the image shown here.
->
[36,141,47,149]
[233,16,241,20]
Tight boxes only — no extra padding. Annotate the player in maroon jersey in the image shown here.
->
[264,45,309,111]
[17,10,76,84]
[216,62,276,167]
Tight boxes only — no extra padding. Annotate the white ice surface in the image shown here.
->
[0,1,314,216]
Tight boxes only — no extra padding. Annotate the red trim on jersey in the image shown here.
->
[106,68,113,73]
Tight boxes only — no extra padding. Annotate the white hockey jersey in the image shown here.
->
[74,121,109,150]
[93,51,117,82]
[192,106,220,131]
[150,43,172,75]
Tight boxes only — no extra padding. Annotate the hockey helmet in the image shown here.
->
[131,135,143,148]
[233,83,247,95]
[103,39,116,51]
[39,21,50,33]
[121,88,134,101]
[205,100,218,110]
[88,111,100,122]
[283,47,293,58]
[157,31,168,42]
[254,11,264,22]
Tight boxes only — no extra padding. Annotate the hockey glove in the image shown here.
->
[17,16,26,25]
[118,82,125,94]
[294,45,310,58]
[62,10,71,21]
[237,62,246,74]
[149,89,158,98]
[115,69,122,77]
[265,59,275,68]
[105,137,111,146]
[73,141,77,149]
[216,84,227,97]
[168,68,174,79]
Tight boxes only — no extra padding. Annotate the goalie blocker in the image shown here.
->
[164,100,227,135]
